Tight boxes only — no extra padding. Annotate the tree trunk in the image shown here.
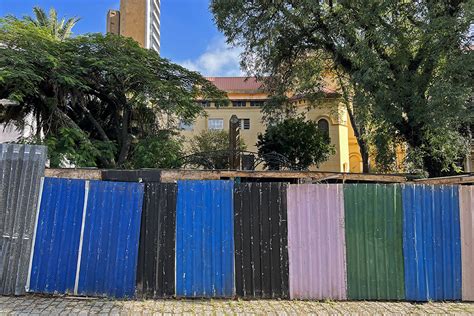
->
[347,107,370,173]
[333,67,370,173]
[35,114,42,139]
[117,105,131,166]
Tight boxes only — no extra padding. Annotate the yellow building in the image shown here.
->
[180,77,363,173]
[106,0,161,53]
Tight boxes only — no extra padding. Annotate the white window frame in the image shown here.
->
[208,118,224,130]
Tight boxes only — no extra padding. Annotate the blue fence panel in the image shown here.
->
[28,178,85,294]
[176,180,234,297]
[402,184,462,301]
[77,181,144,298]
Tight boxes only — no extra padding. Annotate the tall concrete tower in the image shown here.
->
[106,0,161,54]
[147,0,161,52]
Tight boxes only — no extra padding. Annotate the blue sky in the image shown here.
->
[0,0,242,76]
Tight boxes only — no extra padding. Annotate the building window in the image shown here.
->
[250,101,265,107]
[208,118,224,130]
[179,120,193,131]
[239,118,250,130]
[317,118,330,136]
[232,100,247,107]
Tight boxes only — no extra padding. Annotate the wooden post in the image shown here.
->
[229,115,241,170]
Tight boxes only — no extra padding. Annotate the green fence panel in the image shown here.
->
[344,184,405,300]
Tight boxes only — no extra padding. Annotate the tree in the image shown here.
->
[0,13,226,168]
[186,130,246,169]
[257,117,335,170]
[24,6,80,40]
[211,0,473,176]
[126,132,184,169]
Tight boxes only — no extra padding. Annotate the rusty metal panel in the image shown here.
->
[77,181,144,298]
[176,180,234,298]
[234,183,289,298]
[0,144,47,295]
[460,186,474,301]
[136,183,176,298]
[403,185,461,301]
[287,184,346,300]
[344,184,405,300]
[27,177,86,295]
[101,169,162,182]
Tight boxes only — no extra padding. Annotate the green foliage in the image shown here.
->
[45,128,115,168]
[257,117,335,170]
[211,0,474,176]
[187,130,246,169]
[0,10,227,168]
[127,132,184,169]
[189,130,246,153]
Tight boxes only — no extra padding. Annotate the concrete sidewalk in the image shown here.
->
[1,295,473,315]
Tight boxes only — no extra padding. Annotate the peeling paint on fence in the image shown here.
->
[27,178,86,294]
[77,181,144,298]
[101,170,162,182]
[176,180,234,298]
[344,184,405,300]
[234,183,289,298]
[287,184,346,300]
[0,144,47,295]
[403,185,462,301]
[460,186,474,301]
[136,183,176,298]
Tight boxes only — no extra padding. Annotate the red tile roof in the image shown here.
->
[206,76,337,95]
[205,77,264,92]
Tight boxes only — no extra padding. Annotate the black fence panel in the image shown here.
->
[234,182,289,298]
[136,183,176,298]
[102,170,162,182]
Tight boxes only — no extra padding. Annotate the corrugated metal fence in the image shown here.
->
[27,177,85,294]
[2,158,473,302]
[0,144,47,295]
[28,178,86,294]
[234,182,289,298]
[136,183,177,298]
[27,178,144,298]
[402,185,461,301]
[344,184,405,300]
[77,181,144,298]
[287,184,346,300]
[176,180,234,298]
[460,186,474,301]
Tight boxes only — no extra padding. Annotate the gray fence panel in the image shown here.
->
[0,143,47,295]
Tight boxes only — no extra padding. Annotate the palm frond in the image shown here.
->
[49,8,58,38]
[59,17,80,40]
[23,16,39,26]
[23,6,79,40]
[32,6,48,27]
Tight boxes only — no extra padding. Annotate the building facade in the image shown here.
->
[106,0,161,53]
[180,77,363,173]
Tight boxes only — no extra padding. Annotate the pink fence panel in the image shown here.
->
[460,186,474,301]
[287,184,346,300]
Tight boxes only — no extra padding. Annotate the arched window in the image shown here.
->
[317,118,330,136]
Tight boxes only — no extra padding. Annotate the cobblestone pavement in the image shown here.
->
[1,295,473,315]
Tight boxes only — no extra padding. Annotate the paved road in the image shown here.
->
[1,295,473,315]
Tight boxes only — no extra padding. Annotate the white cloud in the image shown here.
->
[178,36,244,77]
